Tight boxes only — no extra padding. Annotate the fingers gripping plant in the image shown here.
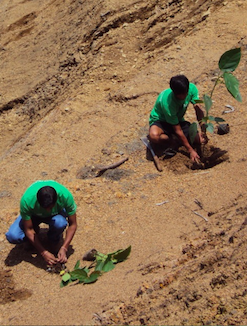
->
[189,47,242,143]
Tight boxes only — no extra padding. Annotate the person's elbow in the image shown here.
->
[69,219,77,232]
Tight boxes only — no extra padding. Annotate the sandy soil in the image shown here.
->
[0,0,247,325]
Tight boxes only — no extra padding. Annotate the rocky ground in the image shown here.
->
[0,0,247,325]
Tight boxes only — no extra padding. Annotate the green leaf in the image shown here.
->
[70,268,88,281]
[223,72,242,102]
[218,48,241,72]
[107,249,123,256]
[83,267,90,274]
[189,122,198,144]
[206,123,214,133]
[194,99,204,104]
[74,260,80,270]
[201,117,208,123]
[112,246,132,263]
[208,116,215,121]
[60,280,66,288]
[60,278,72,288]
[203,94,212,114]
[214,117,225,123]
[102,258,115,272]
[62,272,71,282]
[83,271,101,284]
[95,259,106,272]
[95,252,108,261]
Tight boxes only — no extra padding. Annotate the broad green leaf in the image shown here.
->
[62,272,71,282]
[74,260,80,270]
[60,278,72,288]
[203,94,212,114]
[223,72,242,102]
[102,259,115,272]
[194,99,204,104]
[95,258,106,272]
[219,48,241,72]
[70,268,88,281]
[208,116,215,121]
[112,246,132,263]
[214,117,225,123]
[189,122,198,144]
[83,267,90,274]
[60,280,66,288]
[83,271,101,284]
[206,122,214,133]
[107,249,123,256]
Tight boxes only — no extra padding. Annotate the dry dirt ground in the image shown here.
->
[0,0,247,325]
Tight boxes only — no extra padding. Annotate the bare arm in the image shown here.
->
[23,219,57,265]
[173,124,200,163]
[57,213,77,263]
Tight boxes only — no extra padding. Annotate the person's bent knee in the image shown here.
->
[51,215,68,230]
[149,130,160,143]
[5,231,25,244]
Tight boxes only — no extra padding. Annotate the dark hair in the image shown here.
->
[37,186,57,208]
[170,75,189,95]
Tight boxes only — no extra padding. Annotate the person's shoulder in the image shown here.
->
[158,88,172,100]
[161,87,171,94]
[189,82,198,91]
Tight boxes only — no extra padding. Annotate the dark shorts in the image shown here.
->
[151,120,191,139]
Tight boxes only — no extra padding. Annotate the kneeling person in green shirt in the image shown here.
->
[149,75,207,163]
[6,180,77,266]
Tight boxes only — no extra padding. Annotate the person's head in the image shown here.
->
[170,75,189,100]
[37,186,57,210]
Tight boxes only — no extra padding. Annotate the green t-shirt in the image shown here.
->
[149,83,199,126]
[20,180,77,221]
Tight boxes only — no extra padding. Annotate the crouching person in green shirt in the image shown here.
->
[149,75,207,163]
[5,180,77,266]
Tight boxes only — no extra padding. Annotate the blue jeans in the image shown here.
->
[5,214,68,244]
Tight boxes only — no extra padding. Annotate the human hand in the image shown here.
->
[57,246,68,263]
[41,250,58,266]
[190,149,200,164]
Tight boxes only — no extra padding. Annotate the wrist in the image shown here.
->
[41,250,48,257]
[61,246,68,252]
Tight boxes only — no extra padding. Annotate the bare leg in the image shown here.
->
[149,124,178,149]
[149,124,171,144]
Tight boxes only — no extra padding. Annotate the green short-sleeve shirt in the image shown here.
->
[149,83,199,126]
[20,180,77,221]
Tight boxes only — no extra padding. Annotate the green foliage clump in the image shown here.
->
[189,47,242,143]
[60,245,131,288]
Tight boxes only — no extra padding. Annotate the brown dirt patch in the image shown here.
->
[0,270,32,305]
[95,199,247,325]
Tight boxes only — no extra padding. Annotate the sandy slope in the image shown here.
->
[0,0,247,325]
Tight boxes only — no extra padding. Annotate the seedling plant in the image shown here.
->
[60,245,131,288]
[189,47,242,145]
